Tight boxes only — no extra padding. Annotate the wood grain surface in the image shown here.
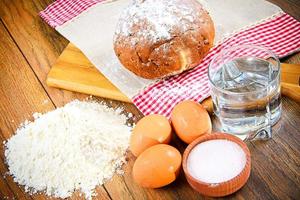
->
[0,0,300,200]
[46,43,131,103]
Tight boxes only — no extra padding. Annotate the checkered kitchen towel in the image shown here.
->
[40,0,300,117]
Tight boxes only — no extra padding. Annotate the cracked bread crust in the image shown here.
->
[113,0,215,79]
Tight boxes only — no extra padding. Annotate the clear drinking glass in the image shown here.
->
[208,45,281,140]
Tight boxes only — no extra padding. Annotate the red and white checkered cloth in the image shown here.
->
[40,0,105,28]
[40,1,300,117]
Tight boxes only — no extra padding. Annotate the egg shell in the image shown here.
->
[132,144,182,188]
[171,100,212,144]
[130,114,172,157]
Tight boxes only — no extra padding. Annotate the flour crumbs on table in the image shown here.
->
[4,100,133,199]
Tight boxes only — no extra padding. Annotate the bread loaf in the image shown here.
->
[114,0,215,79]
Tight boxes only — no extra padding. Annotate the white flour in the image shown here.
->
[4,100,132,199]
[115,0,206,43]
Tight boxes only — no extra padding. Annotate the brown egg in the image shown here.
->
[171,100,212,144]
[132,144,182,188]
[130,114,172,157]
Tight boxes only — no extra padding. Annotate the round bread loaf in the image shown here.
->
[113,0,215,79]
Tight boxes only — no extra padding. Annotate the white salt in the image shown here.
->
[187,139,246,183]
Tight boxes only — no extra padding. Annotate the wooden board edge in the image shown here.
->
[46,77,132,103]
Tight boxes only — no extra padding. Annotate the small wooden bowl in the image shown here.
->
[182,132,251,197]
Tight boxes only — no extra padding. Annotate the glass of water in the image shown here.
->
[208,45,281,140]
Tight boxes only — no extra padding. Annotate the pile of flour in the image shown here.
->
[4,100,132,199]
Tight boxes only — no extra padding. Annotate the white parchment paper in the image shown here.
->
[56,0,282,98]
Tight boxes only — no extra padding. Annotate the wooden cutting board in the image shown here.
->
[47,43,300,106]
[47,43,131,103]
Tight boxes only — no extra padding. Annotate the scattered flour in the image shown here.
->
[187,139,246,183]
[4,100,132,199]
[115,0,205,43]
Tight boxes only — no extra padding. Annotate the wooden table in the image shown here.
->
[0,0,299,199]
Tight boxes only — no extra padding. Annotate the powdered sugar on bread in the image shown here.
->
[114,0,215,79]
[115,0,204,43]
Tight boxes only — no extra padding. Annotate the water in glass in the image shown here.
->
[209,47,281,140]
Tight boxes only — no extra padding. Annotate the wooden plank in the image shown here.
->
[0,0,87,107]
[247,97,300,199]
[0,21,112,200]
[0,20,53,200]
[267,0,300,20]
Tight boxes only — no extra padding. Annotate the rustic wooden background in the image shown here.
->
[0,0,299,199]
